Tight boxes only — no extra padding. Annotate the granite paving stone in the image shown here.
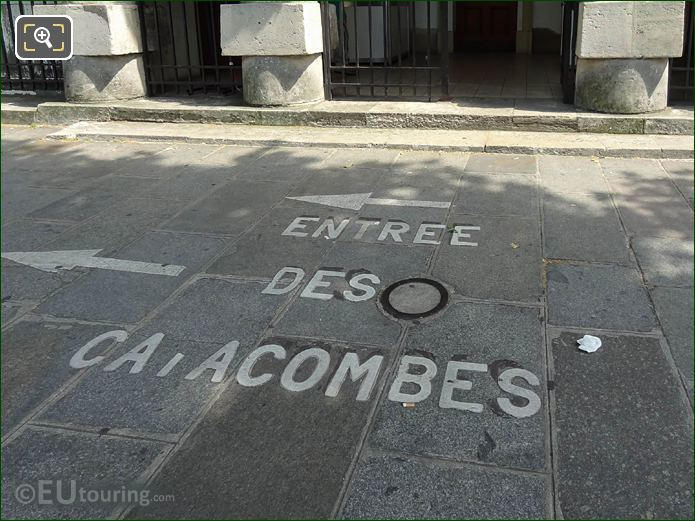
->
[660,159,694,201]
[1,319,125,433]
[542,192,632,264]
[1,185,75,224]
[40,279,289,435]
[551,331,693,519]
[538,155,609,194]
[342,454,548,519]
[28,176,158,222]
[464,152,537,175]
[161,179,292,235]
[546,263,657,331]
[275,242,434,346]
[369,301,546,470]
[600,157,669,180]
[37,231,227,323]
[206,206,338,279]
[128,337,388,519]
[1,220,72,252]
[632,236,694,287]
[456,172,538,217]
[650,286,694,394]
[2,427,169,519]
[434,214,542,302]
[41,197,182,256]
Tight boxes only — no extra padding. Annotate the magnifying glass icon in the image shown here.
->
[33,26,52,49]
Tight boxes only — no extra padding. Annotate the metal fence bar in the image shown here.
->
[322,1,442,100]
[668,2,693,103]
[1,0,63,92]
[138,1,241,97]
[560,1,579,104]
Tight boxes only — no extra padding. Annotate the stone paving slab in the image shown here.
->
[464,153,537,175]
[537,155,609,194]
[650,287,694,394]
[434,214,542,302]
[542,193,633,265]
[28,176,158,222]
[39,278,289,436]
[2,265,83,303]
[550,331,693,519]
[632,236,694,286]
[206,206,336,279]
[1,301,33,327]
[39,198,181,256]
[368,301,546,471]
[275,242,433,346]
[342,454,549,519]
[160,179,292,236]
[661,159,694,202]
[129,337,389,519]
[546,263,657,331]
[1,220,73,254]
[456,172,539,217]
[2,319,123,433]
[2,426,169,519]
[1,185,75,225]
[38,336,228,436]
[36,231,227,323]
[609,178,694,239]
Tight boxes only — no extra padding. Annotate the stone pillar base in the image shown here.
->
[242,54,324,106]
[63,55,146,102]
[575,58,669,114]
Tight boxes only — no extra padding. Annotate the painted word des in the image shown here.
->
[70,331,542,418]
[282,216,479,247]
[262,267,380,302]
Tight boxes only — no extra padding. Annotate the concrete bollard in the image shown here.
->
[34,2,146,102]
[574,1,685,113]
[220,2,325,106]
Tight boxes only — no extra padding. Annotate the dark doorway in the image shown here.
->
[454,1,517,52]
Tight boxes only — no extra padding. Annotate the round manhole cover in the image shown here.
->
[380,278,448,320]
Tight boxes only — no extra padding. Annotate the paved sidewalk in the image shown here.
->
[1,124,693,519]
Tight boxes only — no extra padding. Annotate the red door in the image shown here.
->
[455,1,518,52]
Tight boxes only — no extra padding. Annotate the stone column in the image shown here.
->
[574,1,685,113]
[34,2,145,102]
[220,2,324,106]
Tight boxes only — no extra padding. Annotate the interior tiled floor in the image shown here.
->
[448,52,562,99]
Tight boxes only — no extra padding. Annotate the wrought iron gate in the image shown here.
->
[138,1,241,96]
[560,1,578,105]
[320,1,448,101]
[1,1,63,92]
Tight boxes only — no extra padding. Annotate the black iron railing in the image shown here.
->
[138,1,241,96]
[668,2,693,103]
[320,1,447,101]
[560,1,578,105]
[1,1,63,92]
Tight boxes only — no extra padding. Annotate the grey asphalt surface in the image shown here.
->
[1,124,693,519]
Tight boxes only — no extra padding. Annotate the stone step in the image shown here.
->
[3,96,693,135]
[46,120,693,158]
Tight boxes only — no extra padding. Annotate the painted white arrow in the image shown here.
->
[286,192,450,211]
[1,249,186,276]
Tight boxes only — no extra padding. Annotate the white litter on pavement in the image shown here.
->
[577,335,602,353]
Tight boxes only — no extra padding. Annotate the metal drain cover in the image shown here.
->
[380,278,448,320]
